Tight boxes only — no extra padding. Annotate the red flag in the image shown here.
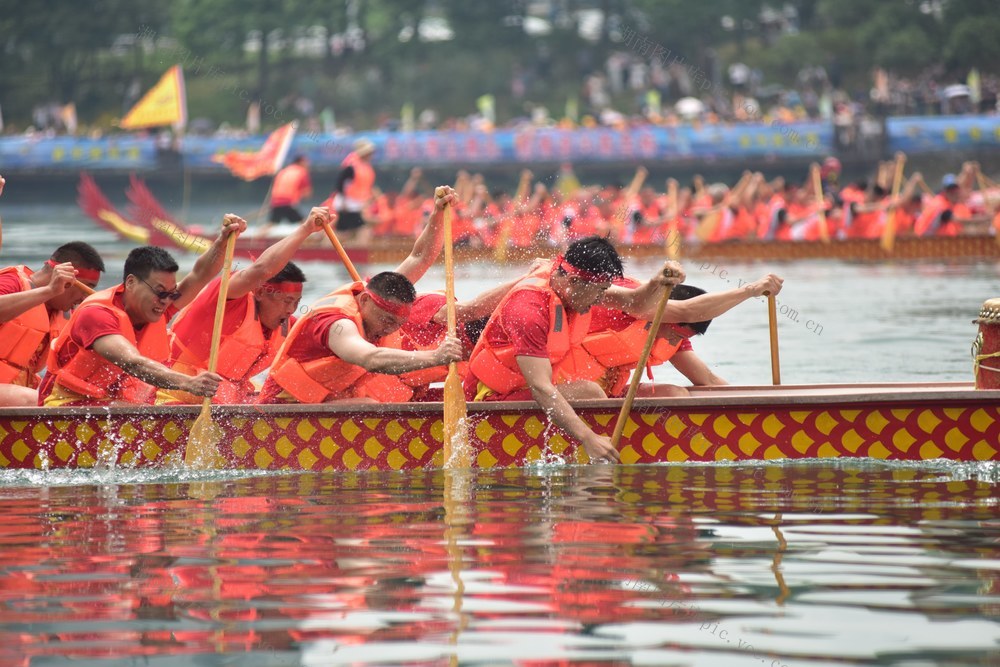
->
[212,121,298,181]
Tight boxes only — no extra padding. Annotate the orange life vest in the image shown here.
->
[46,286,170,404]
[168,292,286,404]
[566,303,683,396]
[0,266,67,387]
[379,292,471,392]
[341,152,375,205]
[270,163,310,206]
[468,270,592,394]
[915,194,960,236]
[265,282,414,403]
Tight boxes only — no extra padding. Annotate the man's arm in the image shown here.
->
[90,334,220,396]
[430,276,523,325]
[394,186,457,284]
[613,274,784,323]
[175,214,247,309]
[227,208,330,299]
[601,260,686,316]
[327,319,461,374]
[0,263,77,323]
[661,274,783,323]
[669,349,728,386]
[516,355,620,462]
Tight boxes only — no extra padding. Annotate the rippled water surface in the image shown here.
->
[1,200,999,665]
[1,462,998,666]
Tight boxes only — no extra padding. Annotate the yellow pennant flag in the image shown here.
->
[120,65,187,130]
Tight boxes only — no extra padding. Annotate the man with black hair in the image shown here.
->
[259,187,463,404]
[465,236,684,463]
[39,215,246,406]
[164,207,333,404]
[0,241,105,406]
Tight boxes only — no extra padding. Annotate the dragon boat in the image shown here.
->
[78,175,1000,265]
[1,382,997,471]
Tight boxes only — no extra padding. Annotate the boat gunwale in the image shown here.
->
[2,382,996,419]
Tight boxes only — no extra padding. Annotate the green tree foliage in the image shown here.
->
[1,0,999,131]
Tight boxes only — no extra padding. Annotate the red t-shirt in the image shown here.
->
[168,277,273,361]
[0,271,26,297]
[257,312,348,403]
[38,293,177,400]
[482,289,550,359]
[399,293,476,352]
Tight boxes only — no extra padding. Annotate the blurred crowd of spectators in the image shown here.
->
[15,52,999,139]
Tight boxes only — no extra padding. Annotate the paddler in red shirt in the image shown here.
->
[162,206,334,404]
[258,186,463,404]
[465,236,685,463]
[0,241,105,406]
[579,275,783,398]
[39,215,246,407]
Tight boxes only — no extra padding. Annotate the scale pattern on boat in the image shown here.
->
[0,401,997,470]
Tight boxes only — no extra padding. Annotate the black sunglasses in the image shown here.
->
[133,275,182,301]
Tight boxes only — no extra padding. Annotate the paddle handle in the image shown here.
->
[322,221,362,282]
[75,280,95,296]
[880,155,907,252]
[611,286,671,448]
[440,191,457,337]
[665,179,680,260]
[811,164,830,243]
[207,233,238,375]
[766,292,781,385]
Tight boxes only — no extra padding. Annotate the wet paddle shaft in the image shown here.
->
[610,270,674,449]
[438,187,470,467]
[185,228,239,468]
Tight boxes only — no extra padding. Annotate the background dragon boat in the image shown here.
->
[79,175,1000,265]
[1,382,997,471]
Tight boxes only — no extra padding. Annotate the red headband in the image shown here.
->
[47,259,101,283]
[365,288,412,319]
[555,255,614,284]
[263,281,304,294]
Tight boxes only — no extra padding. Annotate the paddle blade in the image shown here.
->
[880,216,897,253]
[185,401,226,469]
[442,367,470,468]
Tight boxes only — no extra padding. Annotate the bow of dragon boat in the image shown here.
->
[1,382,998,471]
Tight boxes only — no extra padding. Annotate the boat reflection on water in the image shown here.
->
[0,461,998,665]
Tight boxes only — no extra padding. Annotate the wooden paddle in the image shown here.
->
[438,187,470,468]
[322,220,363,282]
[880,153,907,253]
[766,292,781,385]
[664,179,680,260]
[443,468,471,664]
[0,175,4,253]
[610,276,672,448]
[495,170,532,263]
[811,164,830,243]
[184,231,238,469]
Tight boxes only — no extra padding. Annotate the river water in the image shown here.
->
[0,199,998,665]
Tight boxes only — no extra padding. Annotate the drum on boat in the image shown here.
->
[974,297,1000,390]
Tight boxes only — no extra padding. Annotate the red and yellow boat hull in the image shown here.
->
[1,383,997,471]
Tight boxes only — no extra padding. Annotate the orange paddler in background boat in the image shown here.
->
[268,155,313,224]
[329,138,377,245]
